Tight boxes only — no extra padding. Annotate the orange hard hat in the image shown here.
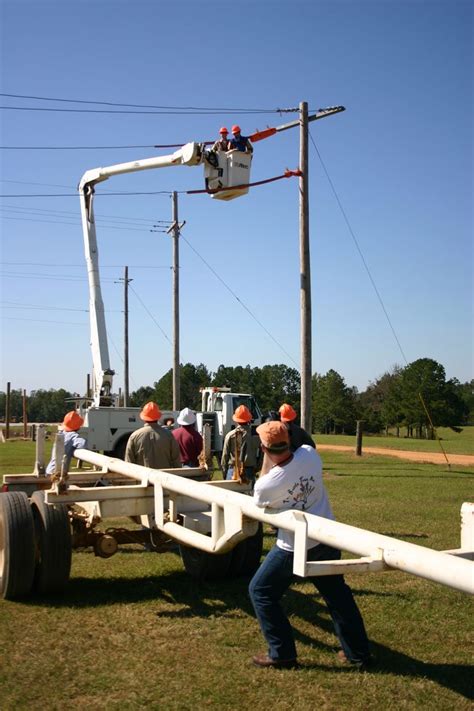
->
[219,126,229,134]
[140,401,162,422]
[233,405,252,423]
[62,411,84,432]
[279,403,297,422]
[231,125,241,134]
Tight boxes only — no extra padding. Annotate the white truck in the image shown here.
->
[78,386,263,460]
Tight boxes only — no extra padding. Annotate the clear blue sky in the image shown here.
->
[0,0,472,397]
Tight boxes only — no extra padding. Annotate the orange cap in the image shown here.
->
[232,405,252,423]
[256,421,289,451]
[279,403,297,422]
[219,126,229,134]
[62,411,84,432]
[140,402,162,422]
[231,125,241,134]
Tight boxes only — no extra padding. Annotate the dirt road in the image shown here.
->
[316,444,474,467]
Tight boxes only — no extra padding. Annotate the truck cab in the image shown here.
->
[198,387,263,457]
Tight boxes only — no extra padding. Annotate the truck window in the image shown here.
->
[214,396,223,412]
[231,396,261,421]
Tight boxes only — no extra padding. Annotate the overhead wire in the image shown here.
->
[309,129,451,467]
[179,233,299,367]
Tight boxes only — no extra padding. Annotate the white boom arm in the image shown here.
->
[78,143,204,405]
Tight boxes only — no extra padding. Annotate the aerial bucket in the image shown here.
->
[203,150,252,201]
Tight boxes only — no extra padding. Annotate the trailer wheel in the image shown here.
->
[179,544,232,581]
[31,491,72,594]
[229,523,263,577]
[0,492,36,600]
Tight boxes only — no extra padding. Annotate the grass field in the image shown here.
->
[316,426,474,456]
[0,442,473,710]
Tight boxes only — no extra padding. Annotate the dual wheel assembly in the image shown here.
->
[0,491,72,600]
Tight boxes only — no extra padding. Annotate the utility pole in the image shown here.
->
[299,100,312,433]
[171,192,180,411]
[123,266,132,406]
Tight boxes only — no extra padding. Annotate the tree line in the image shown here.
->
[1,358,472,437]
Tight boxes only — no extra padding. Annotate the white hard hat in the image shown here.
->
[177,407,196,425]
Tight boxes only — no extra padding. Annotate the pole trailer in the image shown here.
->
[46,448,473,596]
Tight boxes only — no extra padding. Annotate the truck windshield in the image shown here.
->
[232,396,261,421]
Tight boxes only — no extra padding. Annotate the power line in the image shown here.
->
[309,130,409,365]
[0,105,280,116]
[0,261,171,269]
[180,234,299,367]
[0,92,279,112]
[129,284,171,344]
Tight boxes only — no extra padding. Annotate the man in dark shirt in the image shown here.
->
[279,403,315,451]
[172,407,203,467]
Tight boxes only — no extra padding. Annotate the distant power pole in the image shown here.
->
[299,100,312,433]
[117,267,133,406]
[167,192,185,411]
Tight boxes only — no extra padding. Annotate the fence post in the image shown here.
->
[355,420,363,456]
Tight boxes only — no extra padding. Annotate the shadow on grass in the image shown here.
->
[19,563,472,700]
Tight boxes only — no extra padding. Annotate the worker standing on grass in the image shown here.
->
[46,411,87,475]
[249,420,372,670]
[221,405,260,486]
[172,407,203,468]
[279,403,315,451]
[125,402,181,469]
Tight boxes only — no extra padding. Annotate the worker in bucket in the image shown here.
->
[228,125,253,154]
[211,127,231,152]
[125,402,181,470]
[46,411,87,475]
[221,404,260,486]
[249,420,372,670]
[172,407,203,468]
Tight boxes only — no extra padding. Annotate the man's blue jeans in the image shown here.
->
[249,543,370,662]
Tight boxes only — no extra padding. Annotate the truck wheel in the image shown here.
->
[0,492,36,600]
[228,523,263,577]
[31,491,72,594]
[110,435,131,461]
[179,544,232,581]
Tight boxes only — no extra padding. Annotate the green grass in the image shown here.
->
[0,444,473,709]
[316,425,474,456]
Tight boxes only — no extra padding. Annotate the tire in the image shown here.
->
[179,544,232,581]
[0,492,36,600]
[229,523,263,577]
[110,435,131,461]
[31,491,72,594]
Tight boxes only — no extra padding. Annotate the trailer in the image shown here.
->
[1,427,473,600]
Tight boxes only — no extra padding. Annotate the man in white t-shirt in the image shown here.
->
[249,420,372,670]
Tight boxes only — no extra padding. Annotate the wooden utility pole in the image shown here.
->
[299,101,312,432]
[5,381,11,440]
[123,266,131,406]
[172,191,180,411]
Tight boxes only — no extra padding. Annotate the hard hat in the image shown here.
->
[140,402,162,422]
[279,403,297,422]
[62,411,84,432]
[219,126,229,135]
[177,407,197,425]
[256,421,289,451]
[231,125,241,134]
[233,405,252,423]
